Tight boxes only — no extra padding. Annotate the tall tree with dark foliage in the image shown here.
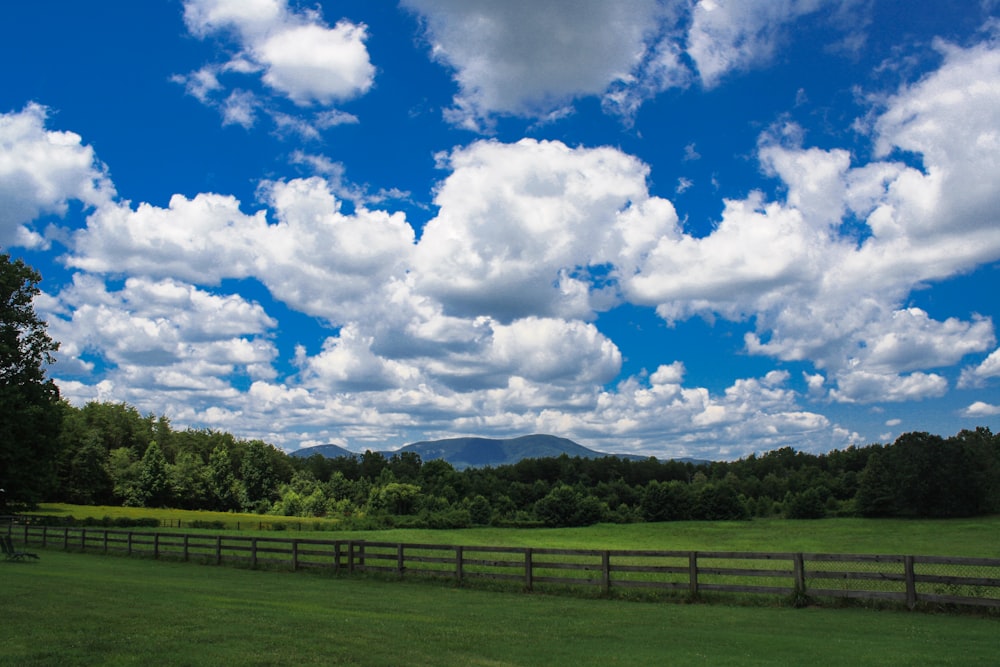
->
[0,254,62,508]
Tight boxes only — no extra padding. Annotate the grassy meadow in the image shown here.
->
[2,549,998,666]
[28,503,1000,557]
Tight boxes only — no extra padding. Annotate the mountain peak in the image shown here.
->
[291,434,648,468]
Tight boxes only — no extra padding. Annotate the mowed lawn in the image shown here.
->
[2,550,997,666]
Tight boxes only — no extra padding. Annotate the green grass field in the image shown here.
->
[30,504,1000,557]
[331,516,1000,557]
[2,550,997,666]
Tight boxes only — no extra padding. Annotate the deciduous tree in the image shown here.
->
[0,254,62,508]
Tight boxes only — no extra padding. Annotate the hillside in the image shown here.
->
[288,443,355,459]
[291,434,651,468]
[398,434,618,468]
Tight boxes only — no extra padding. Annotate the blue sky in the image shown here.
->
[3,0,1000,459]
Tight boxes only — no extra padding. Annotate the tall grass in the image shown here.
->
[28,505,1000,557]
[326,517,1000,557]
[2,550,998,666]
[29,503,335,530]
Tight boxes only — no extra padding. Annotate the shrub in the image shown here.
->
[24,515,161,528]
[784,488,828,519]
[419,508,472,529]
[640,480,693,522]
[190,520,227,530]
[534,484,604,527]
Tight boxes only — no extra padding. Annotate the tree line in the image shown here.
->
[38,401,1000,527]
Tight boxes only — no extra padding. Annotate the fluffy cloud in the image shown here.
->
[624,191,826,317]
[485,317,621,385]
[177,0,374,124]
[0,104,113,248]
[413,138,674,321]
[686,0,858,88]
[404,0,871,126]
[292,314,620,407]
[857,309,993,374]
[182,0,285,39]
[566,366,841,458]
[960,347,1000,388]
[45,274,278,416]
[68,177,415,325]
[402,0,676,127]
[622,39,1000,403]
[257,178,415,322]
[870,40,1000,246]
[964,401,1000,417]
[255,22,375,106]
[828,370,948,404]
[295,325,421,393]
[68,193,265,282]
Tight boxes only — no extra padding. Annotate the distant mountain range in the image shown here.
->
[291,434,709,469]
[290,434,644,468]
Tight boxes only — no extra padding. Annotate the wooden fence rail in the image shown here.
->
[8,524,1000,610]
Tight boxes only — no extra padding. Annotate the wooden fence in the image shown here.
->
[8,523,1000,610]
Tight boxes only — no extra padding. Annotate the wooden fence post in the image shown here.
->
[154,533,160,559]
[525,548,534,592]
[334,541,341,573]
[904,556,917,610]
[348,541,355,574]
[215,536,222,565]
[103,530,109,554]
[793,553,805,594]
[456,546,464,582]
[81,528,87,552]
[602,551,611,594]
[688,551,699,598]
[127,532,133,556]
[63,527,69,551]
[251,538,258,568]
[397,544,405,577]
[41,525,47,547]
[292,540,299,571]
[183,534,190,562]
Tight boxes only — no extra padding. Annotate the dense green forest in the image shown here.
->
[31,401,1000,527]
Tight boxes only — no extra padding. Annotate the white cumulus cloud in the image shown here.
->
[0,104,113,248]
[68,177,415,326]
[686,0,864,88]
[623,38,1000,403]
[413,138,674,321]
[45,274,278,415]
[402,0,680,128]
[402,0,873,126]
[963,401,1000,417]
[960,347,1000,388]
[177,0,374,125]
